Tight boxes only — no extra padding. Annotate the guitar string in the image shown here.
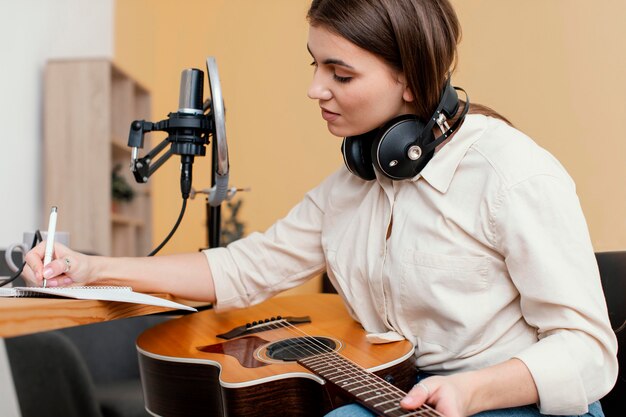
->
[253,319,443,417]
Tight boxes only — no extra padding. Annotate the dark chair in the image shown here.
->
[5,315,171,417]
[5,332,103,417]
[57,315,171,417]
[595,251,626,416]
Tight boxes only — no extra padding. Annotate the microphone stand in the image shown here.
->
[208,138,221,248]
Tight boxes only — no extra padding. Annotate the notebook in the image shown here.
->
[0,286,197,312]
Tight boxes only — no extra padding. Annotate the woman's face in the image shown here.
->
[307,25,412,137]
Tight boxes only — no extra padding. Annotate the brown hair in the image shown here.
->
[307,0,511,125]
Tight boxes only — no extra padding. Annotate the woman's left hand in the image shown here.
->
[400,374,471,417]
[400,359,538,417]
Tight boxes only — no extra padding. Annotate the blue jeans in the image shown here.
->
[324,373,605,417]
[324,402,604,417]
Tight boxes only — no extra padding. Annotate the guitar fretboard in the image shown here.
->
[298,352,442,417]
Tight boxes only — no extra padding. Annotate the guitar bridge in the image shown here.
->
[216,315,311,340]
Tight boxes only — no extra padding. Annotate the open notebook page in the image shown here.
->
[0,286,196,312]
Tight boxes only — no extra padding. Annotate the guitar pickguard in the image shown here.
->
[198,336,270,368]
[198,335,342,368]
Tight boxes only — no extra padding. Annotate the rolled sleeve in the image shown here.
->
[514,332,590,414]
[495,174,618,414]
[204,246,250,311]
[203,177,334,312]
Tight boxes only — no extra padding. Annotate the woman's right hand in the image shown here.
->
[22,241,94,288]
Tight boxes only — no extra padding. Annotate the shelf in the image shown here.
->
[111,212,145,227]
[111,138,131,154]
[44,59,152,257]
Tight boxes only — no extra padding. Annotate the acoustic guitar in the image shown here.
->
[137,293,442,417]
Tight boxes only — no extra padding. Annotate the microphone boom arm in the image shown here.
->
[127,110,213,197]
[129,134,174,183]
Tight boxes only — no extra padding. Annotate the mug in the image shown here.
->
[5,231,70,273]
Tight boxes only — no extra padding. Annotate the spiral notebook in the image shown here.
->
[0,286,197,312]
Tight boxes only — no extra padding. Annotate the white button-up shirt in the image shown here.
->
[205,114,617,415]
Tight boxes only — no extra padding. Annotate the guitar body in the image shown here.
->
[137,294,417,417]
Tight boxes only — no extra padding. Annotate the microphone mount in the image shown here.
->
[128,110,213,200]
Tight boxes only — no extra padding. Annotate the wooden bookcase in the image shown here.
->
[43,59,152,257]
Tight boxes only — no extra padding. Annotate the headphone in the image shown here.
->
[341,79,470,181]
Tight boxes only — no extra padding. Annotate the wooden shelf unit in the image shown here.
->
[43,59,152,257]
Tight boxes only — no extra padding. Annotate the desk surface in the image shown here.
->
[0,295,205,338]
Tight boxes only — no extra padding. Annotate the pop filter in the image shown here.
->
[205,56,230,207]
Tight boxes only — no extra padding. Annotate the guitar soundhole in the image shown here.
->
[265,337,337,361]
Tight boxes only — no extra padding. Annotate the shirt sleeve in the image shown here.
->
[494,173,618,415]
[203,172,337,312]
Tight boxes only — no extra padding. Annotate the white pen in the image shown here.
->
[42,206,58,288]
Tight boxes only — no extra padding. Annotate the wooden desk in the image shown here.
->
[0,295,205,338]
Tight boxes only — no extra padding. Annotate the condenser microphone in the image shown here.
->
[127,57,229,204]
[174,68,206,199]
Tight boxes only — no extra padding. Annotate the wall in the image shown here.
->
[114,0,338,261]
[114,0,625,262]
[0,1,113,414]
[0,3,620,260]
[115,0,338,293]
[0,0,114,248]
[451,0,626,250]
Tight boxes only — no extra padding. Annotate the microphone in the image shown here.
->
[173,68,207,200]
[127,59,229,204]
[178,68,204,115]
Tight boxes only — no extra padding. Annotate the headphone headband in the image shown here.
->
[421,86,469,154]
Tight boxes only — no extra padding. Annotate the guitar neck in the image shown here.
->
[298,352,443,417]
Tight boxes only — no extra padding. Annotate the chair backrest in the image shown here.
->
[5,331,103,417]
[595,251,626,417]
[58,315,170,384]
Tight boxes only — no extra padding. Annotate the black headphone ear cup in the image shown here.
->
[371,115,434,180]
[342,133,376,181]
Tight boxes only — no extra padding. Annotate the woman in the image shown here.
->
[25,1,616,416]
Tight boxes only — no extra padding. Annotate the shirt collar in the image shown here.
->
[412,114,488,193]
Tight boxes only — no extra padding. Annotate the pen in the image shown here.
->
[42,206,58,288]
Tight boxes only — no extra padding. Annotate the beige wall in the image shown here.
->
[115,0,338,262]
[115,0,626,266]
[451,0,626,251]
